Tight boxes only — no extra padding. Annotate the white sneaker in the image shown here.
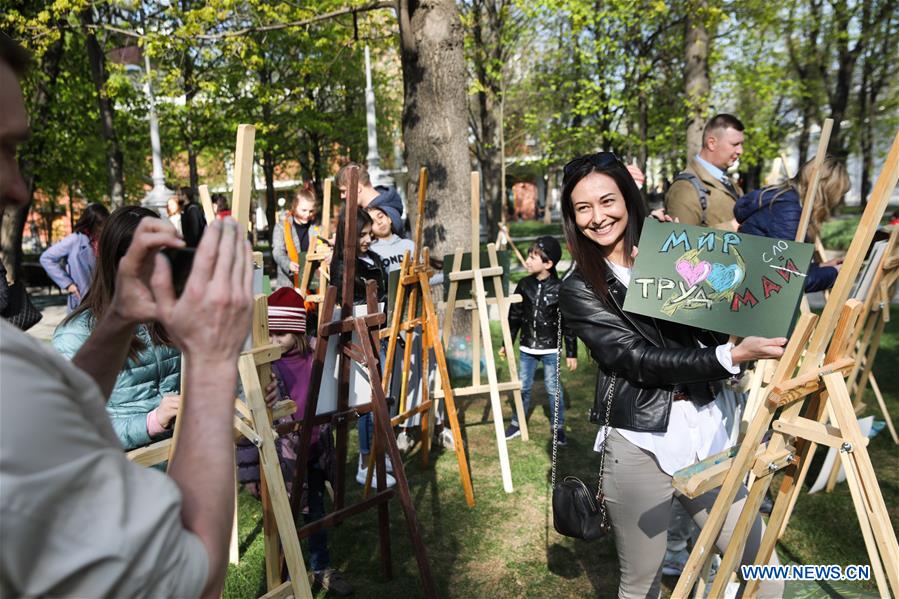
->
[437,427,456,451]
[356,456,396,487]
[396,430,413,452]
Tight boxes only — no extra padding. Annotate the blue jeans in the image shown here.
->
[511,351,564,429]
[358,338,389,455]
[304,463,330,571]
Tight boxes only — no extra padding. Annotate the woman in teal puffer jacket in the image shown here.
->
[53,206,181,451]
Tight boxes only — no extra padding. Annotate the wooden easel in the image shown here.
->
[672,130,899,599]
[235,295,315,599]
[845,227,899,436]
[368,167,475,507]
[222,124,314,597]
[287,166,437,597]
[435,171,526,494]
[297,180,333,308]
[812,227,899,492]
[741,119,834,426]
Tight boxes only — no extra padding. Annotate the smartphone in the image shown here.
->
[162,247,195,297]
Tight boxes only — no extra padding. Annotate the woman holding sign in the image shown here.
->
[558,153,786,598]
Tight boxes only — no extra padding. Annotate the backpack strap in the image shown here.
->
[674,172,710,227]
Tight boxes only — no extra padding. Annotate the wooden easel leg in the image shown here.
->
[334,329,353,511]
[692,555,713,599]
[824,373,899,594]
[259,465,280,590]
[420,325,431,467]
[230,467,240,565]
[419,271,476,507]
[869,374,899,443]
[846,315,877,397]
[355,320,437,598]
[707,475,771,598]
[829,414,891,595]
[239,355,313,599]
[854,316,886,409]
[474,270,514,493]
[471,305,481,386]
[488,244,529,442]
[399,299,416,415]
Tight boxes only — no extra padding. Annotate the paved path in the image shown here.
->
[25,292,68,344]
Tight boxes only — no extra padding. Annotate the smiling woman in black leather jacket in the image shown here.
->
[558,153,787,599]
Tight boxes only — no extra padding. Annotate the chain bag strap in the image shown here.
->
[550,307,615,541]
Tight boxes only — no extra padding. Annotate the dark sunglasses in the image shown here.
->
[562,152,624,180]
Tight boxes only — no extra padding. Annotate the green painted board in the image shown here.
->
[622,219,814,338]
[442,249,511,300]
[386,269,423,321]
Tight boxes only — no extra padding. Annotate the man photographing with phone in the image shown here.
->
[1,34,253,598]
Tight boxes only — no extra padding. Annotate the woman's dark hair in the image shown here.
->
[73,203,110,240]
[331,207,377,303]
[560,152,648,305]
[65,205,171,357]
[332,206,373,266]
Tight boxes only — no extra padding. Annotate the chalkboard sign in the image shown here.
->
[622,219,814,338]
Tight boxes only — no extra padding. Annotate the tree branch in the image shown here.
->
[81,1,396,41]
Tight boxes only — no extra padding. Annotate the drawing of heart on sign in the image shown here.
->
[623,219,814,338]
[707,263,744,293]
[675,259,712,288]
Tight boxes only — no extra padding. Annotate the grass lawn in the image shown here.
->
[224,310,898,599]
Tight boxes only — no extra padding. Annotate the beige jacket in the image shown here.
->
[665,157,743,231]
[0,320,208,597]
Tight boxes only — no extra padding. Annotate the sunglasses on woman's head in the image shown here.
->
[563,152,625,180]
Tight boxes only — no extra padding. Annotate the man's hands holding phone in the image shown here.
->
[111,217,253,364]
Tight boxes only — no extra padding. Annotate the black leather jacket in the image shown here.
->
[559,268,731,433]
[331,252,388,305]
[508,274,577,358]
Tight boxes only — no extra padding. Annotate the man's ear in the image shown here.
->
[706,133,718,152]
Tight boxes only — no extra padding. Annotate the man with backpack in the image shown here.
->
[665,113,745,231]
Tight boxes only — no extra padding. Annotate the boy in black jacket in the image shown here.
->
[502,236,577,444]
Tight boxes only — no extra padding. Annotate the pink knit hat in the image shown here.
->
[267,287,307,334]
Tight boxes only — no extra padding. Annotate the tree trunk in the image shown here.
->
[399,0,471,337]
[398,0,470,262]
[0,31,64,281]
[262,147,276,231]
[797,102,813,166]
[469,0,504,241]
[257,58,277,236]
[684,1,710,159]
[82,9,125,208]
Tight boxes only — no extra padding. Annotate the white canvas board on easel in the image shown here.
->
[809,415,875,493]
[316,303,384,415]
[850,240,887,300]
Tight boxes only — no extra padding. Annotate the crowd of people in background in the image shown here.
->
[4,26,867,599]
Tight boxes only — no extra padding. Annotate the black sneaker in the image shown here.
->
[556,429,568,446]
[505,424,521,439]
[311,568,354,596]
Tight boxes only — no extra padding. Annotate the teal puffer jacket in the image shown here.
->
[52,311,181,450]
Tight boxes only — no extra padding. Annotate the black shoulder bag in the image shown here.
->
[550,312,614,541]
